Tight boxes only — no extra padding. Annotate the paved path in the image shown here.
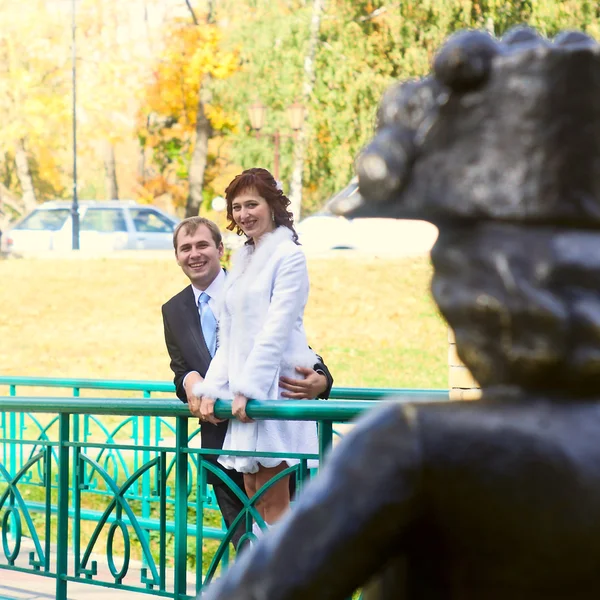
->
[0,568,199,600]
[0,571,150,599]
[0,547,198,600]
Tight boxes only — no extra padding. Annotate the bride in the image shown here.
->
[193,167,318,526]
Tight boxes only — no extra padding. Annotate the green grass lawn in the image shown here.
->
[0,253,448,390]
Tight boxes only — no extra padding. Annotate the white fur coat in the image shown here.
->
[192,226,319,473]
[192,226,317,402]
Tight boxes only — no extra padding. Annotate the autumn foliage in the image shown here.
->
[136,19,238,210]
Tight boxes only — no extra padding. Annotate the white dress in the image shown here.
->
[193,226,319,474]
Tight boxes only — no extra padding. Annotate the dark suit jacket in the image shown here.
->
[162,279,333,483]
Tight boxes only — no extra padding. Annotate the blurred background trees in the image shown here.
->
[1,0,598,227]
[136,16,238,216]
[0,0,70,230]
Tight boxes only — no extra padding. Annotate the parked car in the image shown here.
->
[2,201,180,253]
[296,179,438,255]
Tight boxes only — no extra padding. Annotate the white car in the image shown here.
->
[2,201,180,254]
[296,180,438,256]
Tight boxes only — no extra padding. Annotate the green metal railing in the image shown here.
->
[0,377,448,531]
[0,378,450,599]
[0,375,449,401]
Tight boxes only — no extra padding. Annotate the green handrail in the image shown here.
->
[0,375,450,401]
[0,376,175,393]
[0,396,449,419]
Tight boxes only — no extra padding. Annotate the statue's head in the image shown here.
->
[333,27,600,395]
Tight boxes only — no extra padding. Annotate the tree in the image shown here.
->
[14,140,37,211]
[76,0,164,200]
[301,0,600,211]
[288,0,325,221]
[0,0,70,217]
[137,16,238,214]
[0,173,23,233]
[4,0,595,223]
[184,0,216,219]
[210,0,315,200]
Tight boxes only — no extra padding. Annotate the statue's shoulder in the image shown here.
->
[413,397,600,464]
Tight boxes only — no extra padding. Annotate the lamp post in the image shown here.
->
[71,0,80,250]
[247,100,306,181]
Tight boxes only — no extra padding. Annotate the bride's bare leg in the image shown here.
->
[243,472,260,518]
[243,473,257,500]
[254,462,290,525]
[242,473,260,539]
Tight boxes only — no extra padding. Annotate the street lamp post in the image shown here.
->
[71,0,80,250]
[247,100,305,182]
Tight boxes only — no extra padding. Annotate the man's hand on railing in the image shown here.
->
[280,367,328,399]
[184,372,203,410]
[198,396,226,425]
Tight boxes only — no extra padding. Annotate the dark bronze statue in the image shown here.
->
[201,26,600,599]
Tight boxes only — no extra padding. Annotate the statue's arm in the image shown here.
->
[202,402,423,600]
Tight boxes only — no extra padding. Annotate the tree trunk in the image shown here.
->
[14,140,37,211]
[137,144,146,187]
[289,0,325,222]
[103,141,119,199]
[186,89,212,217]
[183,0,215,219]
[207,0,216,23]
[0,183,22,213]
[0,182,23,234]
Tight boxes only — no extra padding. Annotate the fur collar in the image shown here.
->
[226,226,295,289]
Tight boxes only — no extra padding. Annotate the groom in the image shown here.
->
[162,216,333,548]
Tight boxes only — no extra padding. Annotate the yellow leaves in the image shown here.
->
[0,1,70,150]
[141,19,238,136]
[136,16,240,208]
[211,50,240,80]
[204,105,237,132]
[32,145,66,197]
[138,172,188,210]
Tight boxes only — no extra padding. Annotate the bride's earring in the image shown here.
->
[271,209,275,222]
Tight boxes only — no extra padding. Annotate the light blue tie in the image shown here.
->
[198,292,217,356]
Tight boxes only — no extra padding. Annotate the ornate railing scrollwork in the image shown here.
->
[76,452,165,588]
[0,450,50,571]
[0,383,437,598]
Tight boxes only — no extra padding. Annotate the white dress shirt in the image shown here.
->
[183,268,226,390]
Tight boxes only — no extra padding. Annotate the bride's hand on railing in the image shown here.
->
[232,394,254,423]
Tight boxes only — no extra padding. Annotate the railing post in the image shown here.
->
[44,445,53,571]
[8,415,16,479]
[318,420,333,463]
[56,413,70,600]
[196,462,206,593]
[141,412,152,571]
[158,452,167,590]
[174,416,189,599]
[71,393,80,576]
